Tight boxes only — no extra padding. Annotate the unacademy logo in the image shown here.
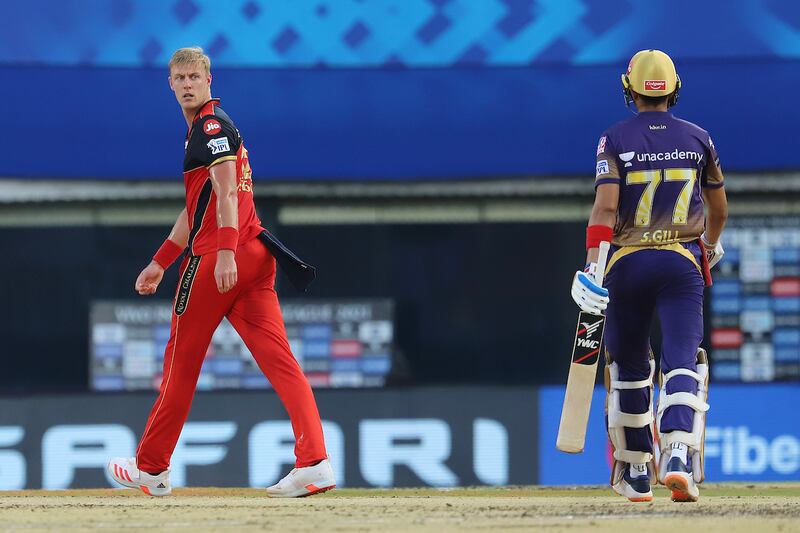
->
[620,152,636,167]
[620,150,704,168]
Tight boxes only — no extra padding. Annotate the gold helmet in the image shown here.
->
[621,49,681,108]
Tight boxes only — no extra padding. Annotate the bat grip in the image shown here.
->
[595,241,611,286]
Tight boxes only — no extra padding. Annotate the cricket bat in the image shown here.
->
[556,240,610,454]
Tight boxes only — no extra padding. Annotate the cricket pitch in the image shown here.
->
[1,484,798,532]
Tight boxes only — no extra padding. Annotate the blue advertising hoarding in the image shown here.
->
[2,1,800,180]
[539,383,800,484]
[5,60,798,180]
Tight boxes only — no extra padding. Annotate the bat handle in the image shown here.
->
[595,241,611,286]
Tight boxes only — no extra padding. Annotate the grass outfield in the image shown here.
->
[0,484,798,532]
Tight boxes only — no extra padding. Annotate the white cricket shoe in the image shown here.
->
[266,459,336,498]
[612,463,653,502]
[107,457,171,497]
[664,454,700,502]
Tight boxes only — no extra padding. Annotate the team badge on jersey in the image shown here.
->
[204,119,222,135]
[207,137,230,154]
[596,160,609,176]
[597,136,607,156]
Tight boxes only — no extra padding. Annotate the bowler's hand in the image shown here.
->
[135,261,165,295]
[215,249,238,294]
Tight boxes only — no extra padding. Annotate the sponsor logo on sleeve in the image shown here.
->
[207,137,230,155]
[644,80,666,91]
[596,136,607,156]
[204,119,222,135]
[595,160,609,177]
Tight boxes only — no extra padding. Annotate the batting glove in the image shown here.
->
[701,232,724,268]
[571,265,609,316]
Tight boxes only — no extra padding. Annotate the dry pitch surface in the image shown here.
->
[0,484,798,532]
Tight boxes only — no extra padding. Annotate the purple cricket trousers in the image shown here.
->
[603,243,705,453]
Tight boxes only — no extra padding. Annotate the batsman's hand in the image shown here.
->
[570,265,609,316]
[215,249,238,294]
[135,261,164,295]
[701,232,724,268]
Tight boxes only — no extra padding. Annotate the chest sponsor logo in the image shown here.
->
[204,119,222,135]
[644,80,666,91]
[596,136,607,156]
[619,151,636,167]
[207,137,230,155]
[618,150,703,167]
[596,160,609,177]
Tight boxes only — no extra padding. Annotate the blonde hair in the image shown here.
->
[169,47,211,75]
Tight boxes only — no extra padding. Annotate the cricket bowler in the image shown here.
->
[570,50,728,502]
[107,47,335,497]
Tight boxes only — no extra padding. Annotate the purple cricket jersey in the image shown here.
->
[595,111,724,247]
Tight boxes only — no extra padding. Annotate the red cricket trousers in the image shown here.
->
[136,236,327,473]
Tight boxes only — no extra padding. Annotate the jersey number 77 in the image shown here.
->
[627,168,697,227]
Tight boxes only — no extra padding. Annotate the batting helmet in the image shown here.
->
[621,49,681,108]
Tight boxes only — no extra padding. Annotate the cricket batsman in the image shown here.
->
[107,47,335,497]
[570,50,728,502]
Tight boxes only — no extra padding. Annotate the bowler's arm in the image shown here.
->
[135,209,189,295]
[209,160,239,293]
[209,160,238,229]
[167,208,190,248]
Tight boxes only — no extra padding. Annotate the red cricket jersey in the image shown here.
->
[183,99,264,256]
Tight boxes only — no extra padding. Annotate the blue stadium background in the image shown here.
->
[4,0,800,179]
